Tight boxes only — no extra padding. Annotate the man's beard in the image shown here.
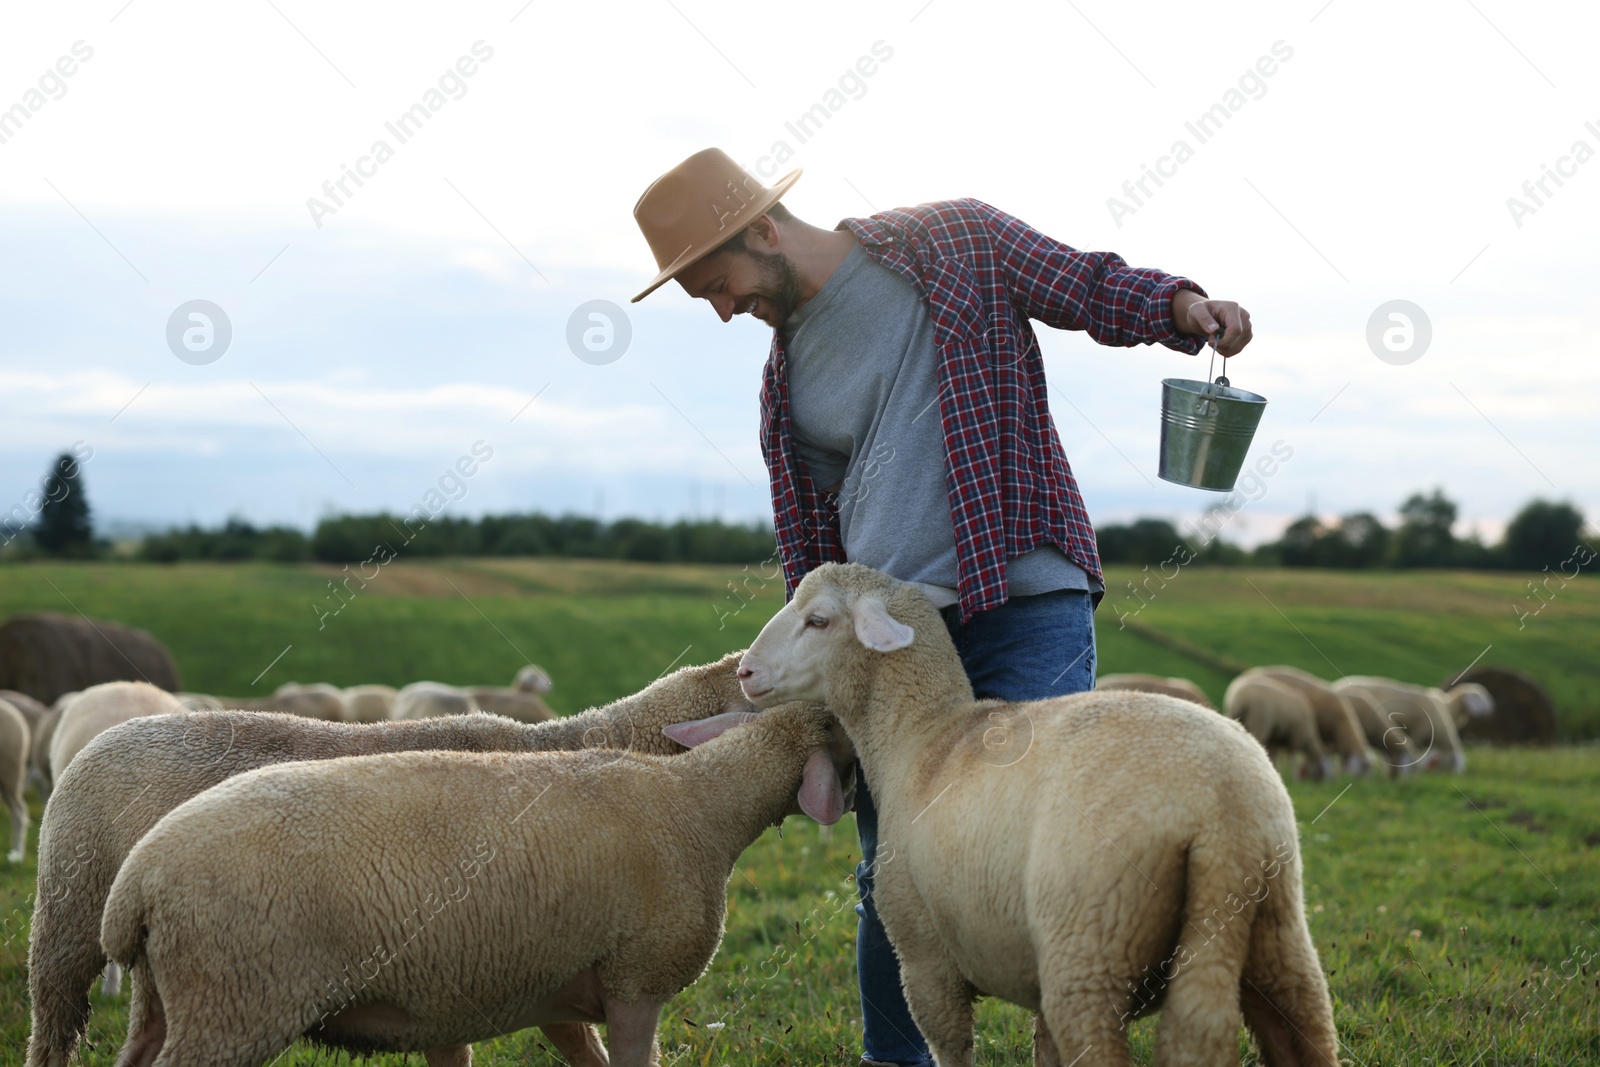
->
[741,251,803,326]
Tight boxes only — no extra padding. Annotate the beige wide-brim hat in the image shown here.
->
[631,148,802,302]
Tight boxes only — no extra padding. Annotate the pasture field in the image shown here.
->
[0,560,1596,1065]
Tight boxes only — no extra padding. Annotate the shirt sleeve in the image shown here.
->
[969,199,1210,354]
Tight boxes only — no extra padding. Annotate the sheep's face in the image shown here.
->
[1449,683,1494,719]
[739,588,914,708]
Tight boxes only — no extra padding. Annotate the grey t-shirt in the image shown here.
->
[783,243,1097,599]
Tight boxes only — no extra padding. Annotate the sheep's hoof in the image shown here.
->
[4,849,21,864]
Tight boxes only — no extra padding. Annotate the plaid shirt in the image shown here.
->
[759,198,1207,621]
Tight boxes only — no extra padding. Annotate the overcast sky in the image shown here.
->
[2,0,1595,546]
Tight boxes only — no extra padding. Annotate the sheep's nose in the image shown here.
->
[736,664,754,679]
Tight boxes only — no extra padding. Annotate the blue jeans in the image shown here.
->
[854,589,1096,1066]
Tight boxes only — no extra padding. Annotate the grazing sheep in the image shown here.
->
[390,681,479,720]
[515,663,554,694]
[50,691,79,714]
[1246,666,1375,776]
[0,698,30,861]
[1,688,49,731]
[1440,682,1495,728]
[1332,685,1421,774]
[468,685,552,723]
[1332,676,1468,773]
[273,681,345,720]
[99,704,847,1067]
[1096,673,1214,708]
[737,563,1338,1067]
[339,684,397,723]
[48,682,183,785]
[1223,675,1331,782]
[27,652,781,1067]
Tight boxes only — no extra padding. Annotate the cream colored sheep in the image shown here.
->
[1223,675,1331,782]
[99,704,846,1067]
[48,682,183,785]
[1332,676,1467,773]
[0,688,49,731]
[27,652,786,1067]
[1096,673,1214,708]
[737,563,1337,1067]
[1440,682,1494,728]
[0,698,30,862]
[390,681,479,720]
[1332,685,1421,774]
[515,663,553,694]
[272,681,345,720]
[1246,666,1375,776]
[468,685,552,723]
[339,684,397,723]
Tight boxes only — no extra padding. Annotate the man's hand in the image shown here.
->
[1172,289,1252,356]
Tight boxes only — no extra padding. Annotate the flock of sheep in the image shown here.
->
[1099,665,1494,782]
[0,561,1484,1065]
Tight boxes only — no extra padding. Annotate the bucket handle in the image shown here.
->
[1193,331,1231,415]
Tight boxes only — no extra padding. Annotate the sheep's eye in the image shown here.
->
[805,615,828,629]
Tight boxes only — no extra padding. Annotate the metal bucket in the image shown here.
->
[1158,375,1267,491]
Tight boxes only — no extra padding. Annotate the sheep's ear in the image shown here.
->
[662,710,761,748]
[852,597,914,653]
[796,749,845,825]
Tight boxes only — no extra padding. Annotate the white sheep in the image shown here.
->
[1332,676,1468,773]
[99,703,847,1067]
[27,652,780,1067]
[515,663,554,694]
[1245,666,1375,776]
[1440,681,1494,728]
[0,697,30,862]
[339,683,397,723]
[737,563,1338,1067]
[273,681,345,720]
[1223,674,1331,782]
[1096,673,1213,708]
[1331,684,1421,774]
[47,681,183,785]
[468,685,552,723]
[390,680,479,720]
[30,706,61,803]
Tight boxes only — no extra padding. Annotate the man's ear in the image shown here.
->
[852,597,914,653]
[662,710,761,749]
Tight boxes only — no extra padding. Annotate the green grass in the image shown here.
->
[1,560,1597,1065]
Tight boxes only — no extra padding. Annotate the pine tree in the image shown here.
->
[34,452,93,555]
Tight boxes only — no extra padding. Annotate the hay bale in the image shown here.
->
[0,612,181,705]
[1442,665,1558,746]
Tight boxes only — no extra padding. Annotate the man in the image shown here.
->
[631,148,1251,1067]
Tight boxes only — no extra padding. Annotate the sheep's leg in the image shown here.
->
[101,961,124,997]
[25,894,107,1067]
[1238,897,1338,1067]
[422,1046,471,1067]
[599,995,664,1067]
[1030,1013,1062,1067]
[5,793,25,862]
[1037,980,1132,1067]
[896,959,975,1067]
[539,1022,609,1066]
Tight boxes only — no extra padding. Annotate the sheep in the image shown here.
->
[172,692,224,711]
[1331,685,1421,774]
[515,663,554,694]
[1244,666,1375,777]
[340,683,397,723]
[273,681,345,720]
[468,685,552,723]
[390,680,479,720]
[47,681,183,785]
[1096,673,1214,708]
[98,703,847,1067]
[0,697,30,862]
[737,563,1338,1067]
[1223,674,1331,782]
[1440,681,1495,728]
[27,652,790,1067]
[0,687,49,731]
[1331,676,1468,773]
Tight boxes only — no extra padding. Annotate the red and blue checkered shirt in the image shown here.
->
[759,198,1207,621]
